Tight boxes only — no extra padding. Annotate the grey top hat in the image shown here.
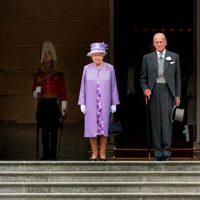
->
[171,105,185,123]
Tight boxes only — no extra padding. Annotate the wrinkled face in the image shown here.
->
[153,33,167,52]
[91,53,104,66]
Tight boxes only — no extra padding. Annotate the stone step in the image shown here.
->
[1,161,200,171]
[0,193,200,200]
[1,171,200,182]
[0,182,200,193]
[0,161,200,200]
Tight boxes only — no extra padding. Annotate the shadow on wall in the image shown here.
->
[0,122,89,160]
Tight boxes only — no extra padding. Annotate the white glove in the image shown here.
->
[61,100,67,116]
[80,105,86,114]
[33,86,42,99]
[111,105,116,113]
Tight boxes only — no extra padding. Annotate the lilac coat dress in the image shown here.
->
[78,62,120,138]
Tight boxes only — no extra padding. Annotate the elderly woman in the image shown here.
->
[32,41,67,160]
[78,42,120,161]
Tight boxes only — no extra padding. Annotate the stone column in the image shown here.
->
[109,0,114,64]
[197,1,200,142]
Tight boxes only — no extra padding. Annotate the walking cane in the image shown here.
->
[145,97,152,160]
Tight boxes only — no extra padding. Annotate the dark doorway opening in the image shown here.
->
[113,0,196,159]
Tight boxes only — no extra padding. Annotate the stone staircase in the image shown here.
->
[0,161,200,199]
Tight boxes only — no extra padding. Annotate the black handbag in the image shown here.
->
[109,114,122,135]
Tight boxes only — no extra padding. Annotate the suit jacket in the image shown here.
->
[140,50,181,98]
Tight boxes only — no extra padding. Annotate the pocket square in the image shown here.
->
[170,61,175,64]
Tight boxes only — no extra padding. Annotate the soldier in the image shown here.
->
[32,41,67,160]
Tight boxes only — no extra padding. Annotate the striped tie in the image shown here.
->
[159,52,163,60]
[96,69,104,135]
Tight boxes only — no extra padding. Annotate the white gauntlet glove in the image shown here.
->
[80,105,86,114]
[33,86,41,99]
[111,105,117,113]
[61,100,67,117]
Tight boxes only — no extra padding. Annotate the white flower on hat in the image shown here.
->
[166,56,172,61]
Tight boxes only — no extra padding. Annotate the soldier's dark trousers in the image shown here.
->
[42,128,58,160]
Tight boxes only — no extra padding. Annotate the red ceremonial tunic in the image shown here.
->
[32,70,67,101]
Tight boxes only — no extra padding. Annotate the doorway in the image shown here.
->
[113,0,196,159]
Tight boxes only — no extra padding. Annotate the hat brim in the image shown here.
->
[171,105,185,123]
[86,51,107,57]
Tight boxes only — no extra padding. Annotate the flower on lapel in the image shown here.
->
[166,56,172,61]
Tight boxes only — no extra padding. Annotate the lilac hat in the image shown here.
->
[87,42,108,56]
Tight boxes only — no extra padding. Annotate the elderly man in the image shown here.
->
[140,33,181,161]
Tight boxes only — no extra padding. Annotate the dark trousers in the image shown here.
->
[37,98,60,160]
[42,127,58,160]
[149,83,173,158]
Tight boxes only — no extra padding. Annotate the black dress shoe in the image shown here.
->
[153,157,162,161]
[40,156,48,160]
[100,158,107,161]
[163,157,171,161]
[90,158,97,161]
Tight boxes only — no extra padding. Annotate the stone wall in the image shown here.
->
[0,0,110,123]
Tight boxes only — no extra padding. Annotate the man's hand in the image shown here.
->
[175,97,181,107]
[144,89,151,105]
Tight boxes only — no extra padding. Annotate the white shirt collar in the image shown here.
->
[157,50,166,57]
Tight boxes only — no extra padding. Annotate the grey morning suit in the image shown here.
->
[140,50,181,159]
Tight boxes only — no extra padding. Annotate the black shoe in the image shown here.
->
[49,157,57,161]
[40,156,45,160]
[40,156,48,160]
[153,157,162,161]
[163,157,171,161]
[100,158,107,161]
[90,158,97,161]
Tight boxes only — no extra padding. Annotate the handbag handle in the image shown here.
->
[110,113,114,123]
